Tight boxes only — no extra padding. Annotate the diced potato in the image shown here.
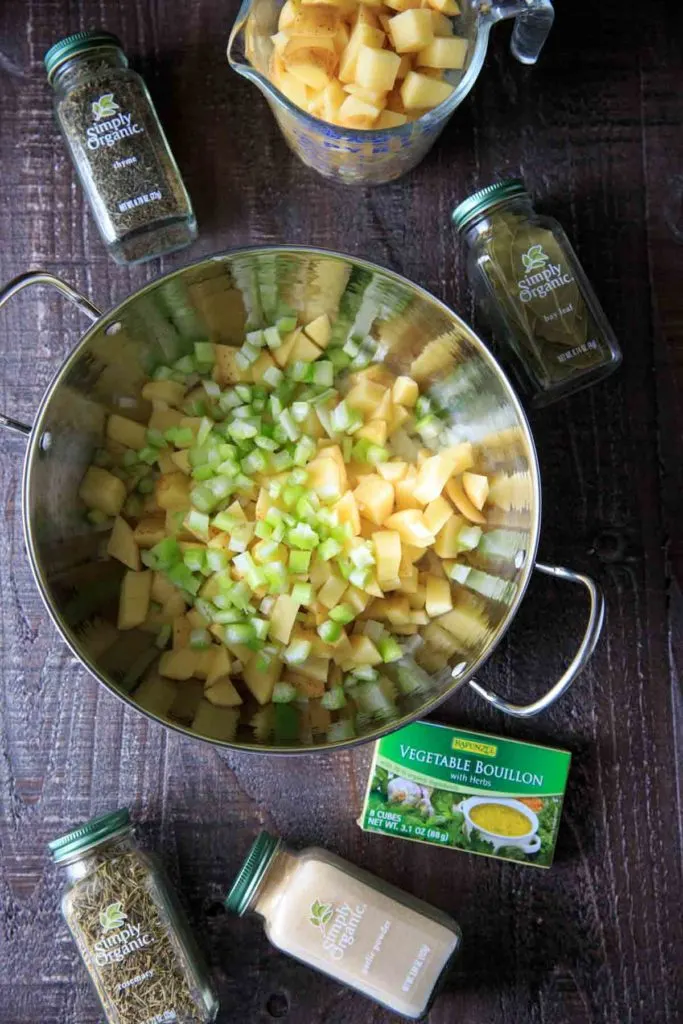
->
[392,375,419,407]
[462,471,489,511]
[277,70,311,108]
[243,654,282,705]
[436,605,488,647]
[427,0,460,14]
[308,457,343,501]
[430,11,454,36]
[343,83,388,106]
[296,656,331,684]
[418,35,467,68]
[205,646,233,687]
[279,0,298,29]
[135,673,177,718]
[290,5,340,36]
[395,467,422,510]
[205,678,243,707]
[334,491,361,535]
[413,443,473,504]
[106,414,147,451]
[148,406,184,433]
[251,350,277,384]
[425,574,453,617]
[269,594,299,644]
[304,313,332,348]
[118,570,152,630]
[423,495,453,536]
[353,475,394,525]
[345,379,387,415]
[339,93,382,126]
[173,615,191,650]
[155,473,191,511]
[398,564,419,593]
[107,516,140,570]
[347,634,382,665]
[433,513,466,558]
[141,380,186,407]
[388,9,434,53]
[357,420,388,445]
[213,344,252,386]
[356,44,401,91]
[79,466,126,517]
[377,460,407,483]
[377,110,408,128]
[401,69,454,108]
[373,530,402,581]
[289,331,324,363]
[131,516,165,549]
[445,476,486,524]
[191,701,240,742]
[318,575,348,608]
[289,60,332,91]
[171,450,191,475]
[160,648,199,679]
[272,328,299,368]
[384,509,435,547]
[339,23,386,83]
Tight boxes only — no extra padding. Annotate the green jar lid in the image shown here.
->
[225,831,281,916]
[452,179,528,233]
[48,808,131,864]
[44,30,123,83]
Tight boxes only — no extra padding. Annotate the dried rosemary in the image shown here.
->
[49,809,218,1024]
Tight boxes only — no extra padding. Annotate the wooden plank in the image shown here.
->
[0,0,680,1022]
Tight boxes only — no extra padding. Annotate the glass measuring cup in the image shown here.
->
[227,0,554,185]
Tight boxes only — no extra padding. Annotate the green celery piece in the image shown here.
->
[288,468,308,486]
[153,365,174,381]
[190,485,217,513]
[283,639,311,666]
[326,718,355,742]
[276,316,297,334]
[167,562,201,596]
[289,360,313,383]
[183,546,206,573]
[146,428,167,449]
[377,635,402,663]
[184,509,210,541]
[155,623,172,649]
[321,686,347,710]
[318,538,343,562]
[273,703,299,743]
[235,385,252,402]
[366,443,389,465]
[206,549,229,573]
[137,446,158,465]
[137,477,154,495]
[291,582,313,606]
[203,378,221,399]
[246,329,265,349]
[318,620,342,644]
[264,326,282,350]
[312,361,333,387]
[293,436,316,466]
[255,435,279,452]
[193,464,215,482]
[174,354,195,374]
[289,549,312,574]
[224,622,256,646]
[149,537,181,570]
[264,561,289,594]
[212,510,239,532]
[189,628,211,649]
[288,523,319,550]
[328,603,355,625]
[328,347,351,371]
[254,520,273,541]
[194,341,215,365]
[272,681,298,703]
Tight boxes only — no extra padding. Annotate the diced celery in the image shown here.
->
[264,561,289,594]
[279,409,300,442]
[276,316,298,334]
[342,338,360,358]
[318,620,342,644]
[312,361,333,387]
[349,543,374,569]
[212,510,239,532]
[415,395,432,419]
[185,399,207,417]
[203,378,221,399]
[193,464,215,482]
[366,443,389,465]
[227,420,258,442]
[254,520,273,540]
[330,400,351,433]
[341,436,353,463]
[377,635,402,663]
[247,566,268,590]
[271,449,293,473]
[283,484,304,509]
[149,537,181,570]
[328,603,355,625]
[416,415,440,442]
[448,562,471,584]
[167,563,201,596]
[264,326,282,350]
[254,435,278,452]
[350,665,378,682]
[289,549,312,574]
[212,607,245,624]
[271,523,285,543]
[239,343,260,367]
[194,341,215,365]
[189,628,211,649]
[155,623,172,649]
[229,580,252,610]
[190,485,217,513]
[328,347,351,371]
[232,552,255,577]
[246,329,265,349]
[273,703,300,743]
[296,496,317,522]
[254,540,279,563]
[458,525,483,552]
[269,395,283,419]
[272,681,298,703]
[224,622,256,646]
[288,523,319,551]
[153,365,174,381]
[207,476,234,500]
[321,686,347,710]
[265,507,284,528]
[242,449,268,475]
[289,360,313,383]
[250,617,269,641]
[122,449,138,468]
[174,354,195,374]
[146,428,168,449]
[348,567,370,589]
[206,549,229,573]
[184,509,210,541]
[355,681,396,716]
[291,401,309,424]
[291,581,314,606]
[318,538,342,562]
[289,468,308,486]
[262,365,283,389]
[137,478,154,495]
[183,547,206,573]
[137,446,158,465]
[196,417,214,446]
[283,639,311,666]
[235,385,252,402]
[293,436,316,466]
[219,389,242,412]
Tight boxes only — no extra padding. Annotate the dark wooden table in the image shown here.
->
[1,1,682,1022]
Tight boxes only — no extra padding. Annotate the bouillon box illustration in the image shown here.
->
[358,721,571,868]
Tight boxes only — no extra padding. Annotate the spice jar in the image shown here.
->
[49,808,218,1024]
[226,831,461,1019]
[452,179,622,405]
[45,31,197,264]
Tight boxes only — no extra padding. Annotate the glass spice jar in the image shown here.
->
[49,808,218,1024]
[452,179,622,406]
[226,831,461,1020]
[44,31,197,265]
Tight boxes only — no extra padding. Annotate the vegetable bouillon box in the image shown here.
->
[359,721,571,869]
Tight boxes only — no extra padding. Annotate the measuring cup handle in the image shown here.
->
[486,0,555,65]
[0,271,102,439]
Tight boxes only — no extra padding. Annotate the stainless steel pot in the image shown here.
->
[0,249,604,753]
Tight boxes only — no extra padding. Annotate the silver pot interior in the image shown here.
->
[22,248,539,751]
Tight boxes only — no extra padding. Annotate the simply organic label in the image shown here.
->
[92,899,156,967]
[359,721,571,869]
[85,93,144,150]
[309,898,368,961]
[517,244,575,303]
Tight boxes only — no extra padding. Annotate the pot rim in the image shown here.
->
[20,244,542,755]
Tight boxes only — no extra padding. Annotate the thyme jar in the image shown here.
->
[45,31,197,264]
[453,179,622,405]
[49,808,218,1024]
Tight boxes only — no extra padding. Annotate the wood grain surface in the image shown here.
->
[1,1,682,1022]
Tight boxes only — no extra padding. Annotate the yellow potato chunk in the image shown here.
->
[270,595,299,645]
[436,606,488,647]
[334,491,361,534]
[392,375,419,407]
[356,44,401,91]
[445,476,486,524]
[431,11,454,36]
[290,6,340,36]
[401,69,454,108]
[425,574,453,617]
[418,35,468,68]
[388,9,434,53]
[347,635,382,666]
[353,475,395,525]
[107,516,140,570]
[357,419,388,445]
[318,575,348,608]
[304,313,332,348]
[106,413,146,451]
[433,514,466,558]
[339,93,382,126]
[213,345,252,385]
[289,331,323,363]
[155,472,191,511]
[423,495,453,536]
[289,61,332,91]
[463,471,489,511]
[395,467,422,510]
[373,530,402,581]
[412,443,473,504]
[118,570,152,631]
[204,678,243,707]
[345,378,387,415]
[377,460,407,483]
[377,110,408,128]
[384,509,435,547]
[427,0,460,13]
[191,702,239,742]
[308,456,343,501]
[243,654,283,705]
[339,23,386,82]
[79,466,126,517]
[141,380,185,407]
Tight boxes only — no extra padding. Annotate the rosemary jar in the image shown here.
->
[49,808,218,1024]
[226,831,461,1020]
[453,179,622,406]
[45,31,197,264]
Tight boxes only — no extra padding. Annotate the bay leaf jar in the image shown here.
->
[453,179,622,405]
[49,808,218,1024]
[45,31,197,264]
[226,831,461,1019]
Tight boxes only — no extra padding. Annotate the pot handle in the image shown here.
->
[482,0,555,65]
[0,271,102,438]
[467,562,605,718]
